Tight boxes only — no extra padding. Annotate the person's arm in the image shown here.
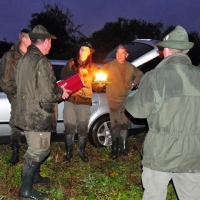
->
[132,65,144,86]
[1,53,17,96]
[60,59,75,80]
[37,59,63,102]
[125,74,154,118]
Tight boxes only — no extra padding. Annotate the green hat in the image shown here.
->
[80,41,95,53]
[29,25,56,39]
[157,25,193,50]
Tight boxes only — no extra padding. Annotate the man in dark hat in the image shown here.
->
[0,28,31,165]
[125,25,200,199]
[60,41,103,163]
[15,24,70,199]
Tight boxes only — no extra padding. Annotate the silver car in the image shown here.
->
[0,39,162,147]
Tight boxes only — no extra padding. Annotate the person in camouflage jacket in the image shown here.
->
[126,26,200,200]
[16,25,70,200]
[0,29,31,165]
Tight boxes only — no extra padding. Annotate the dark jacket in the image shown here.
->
[15,44,63,132]
[126,53,200,173]
[0,43,24,96]
[60,58,101,105]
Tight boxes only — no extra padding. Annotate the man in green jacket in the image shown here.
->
[16,25,70,200]
[126,26,200,200]
[101,45,143,159]
[0,29,31,165]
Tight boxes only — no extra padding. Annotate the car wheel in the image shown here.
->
[88,114,112,148]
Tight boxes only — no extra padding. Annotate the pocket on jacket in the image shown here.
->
[39,102,55,113]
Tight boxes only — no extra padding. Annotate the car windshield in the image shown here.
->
[104,42,154,63]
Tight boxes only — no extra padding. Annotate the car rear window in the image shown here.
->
[104,42,154,63]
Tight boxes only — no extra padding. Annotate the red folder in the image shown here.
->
[57,73,84,95]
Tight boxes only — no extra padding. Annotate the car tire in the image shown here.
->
[88,114,112,148]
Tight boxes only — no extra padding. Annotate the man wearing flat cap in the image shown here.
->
[15,24,70,199]
[60,41,102,163]
[125,25,200,200]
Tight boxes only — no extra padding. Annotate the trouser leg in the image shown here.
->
[172,172,200,200]
[119,129,128,156]
[77,104,90,162]
[142,167,171,200]
[7,95,22,165]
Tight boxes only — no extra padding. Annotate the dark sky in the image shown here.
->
[0,0,200,43]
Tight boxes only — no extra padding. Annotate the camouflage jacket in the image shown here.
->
[15,44,63,132]
[126,53,200,173]
[60,58,101,105]
[0,43,24,96]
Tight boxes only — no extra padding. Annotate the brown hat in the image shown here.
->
[29,25,56,39]
[80,41,95,53]
[157,25,193,50]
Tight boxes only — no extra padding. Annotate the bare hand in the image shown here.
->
[60,83,71,99]
[99,83,105,87]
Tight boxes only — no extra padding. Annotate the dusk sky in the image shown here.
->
[0,0,200,43]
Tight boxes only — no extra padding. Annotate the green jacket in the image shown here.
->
[15,44,63,132]
[126,53,200,173]
[0,43,24,96]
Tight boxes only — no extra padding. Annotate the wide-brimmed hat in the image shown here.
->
[29,25,56,39]
[157,25,193,50]
[80,41,95,53]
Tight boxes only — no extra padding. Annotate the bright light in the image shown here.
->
[94,71,107,81]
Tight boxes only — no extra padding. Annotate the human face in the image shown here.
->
[24,35,31,48]
[79,46,90,61]
[163,48,172,58]
[44,38,52,55]
[116,48,128,64]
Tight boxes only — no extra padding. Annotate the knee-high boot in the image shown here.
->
[111,131,119,160]
[78,135,89,162]
[119,130,128,156]
[33,164,50,185]
[7,144,20,166]
[19,160,48,200]
[63,134,74,162]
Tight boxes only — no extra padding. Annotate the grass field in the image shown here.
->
[0,132,178,200]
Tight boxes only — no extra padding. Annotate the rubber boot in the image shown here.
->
[78,136,89,162]
[111,131,119,160]
[19,160,48,200]
[63,135,74,162]
[33,164,50,185]
[119,130,128,156]
[7,145,20,166]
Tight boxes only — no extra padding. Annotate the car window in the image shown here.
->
[138,57,163,74]
[104,42,154,63]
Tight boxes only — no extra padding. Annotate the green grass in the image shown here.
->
[0,132,178,199]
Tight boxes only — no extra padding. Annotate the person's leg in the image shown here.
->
[172,172,200,200]
[19,131,50,199]
[118,103,130,156]
[142,167,172,200]
[63,101,76,162]
[7,96,22,165]
[77,104,90,162]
